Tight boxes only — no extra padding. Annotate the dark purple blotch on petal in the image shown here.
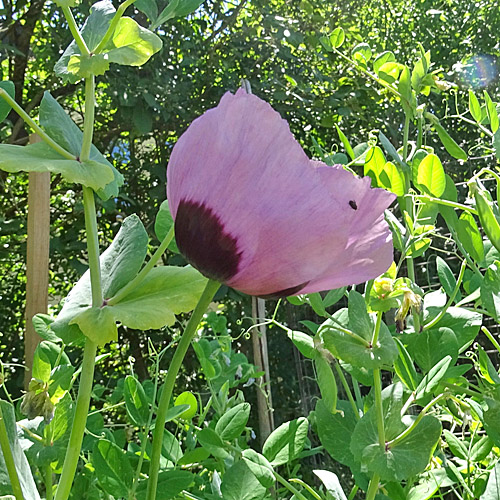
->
[259,281,310,299]
[175,199,241,282]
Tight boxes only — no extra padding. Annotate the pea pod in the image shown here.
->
[472,182,500,253]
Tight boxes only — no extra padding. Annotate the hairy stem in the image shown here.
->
[145,279,220,500]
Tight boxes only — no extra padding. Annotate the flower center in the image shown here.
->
[175,199,241,282]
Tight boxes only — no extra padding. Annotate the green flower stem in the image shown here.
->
[289,478,322,500]
[145,279,220,500]
[45,464,53,500]
[53,341,97,500]
[94,0,136,53]
[373,369,385,448]
[365,474,380,500]
[80,76,95,162]
[406,259,421,333]
[387,393,447,448]
[413,195,478,215]
[129,348,162,500]
[417,114,424,150]
[0,403,24,500]
[371,311,383,346]
[54,71,102,500]
[334,362,360,420]
[61,6,89,56]
[274,471,309,500]
[107,225,174,305]
[347,484,359,500]
[482,326,500,355]
[402,113,410,164]
[0,89,76,160]
[423,260,466,331]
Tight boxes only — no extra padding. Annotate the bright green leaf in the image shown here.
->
[174,391,197,420]
[52,215,149,344]
[215,403,250,441]
[416,153,446,197]
[457,212,484,262]
[105,17,162,66]
[468,90,482,122]
[0,143,114,192]
[484,90,499,133]
[92,439,134,498]
[70,306,118,345]
[432,121,467,160]
[110,266,208,330]
[262,417,309,466]
[241,450,275,488]
[153,0,204,29]
[124,375,150,426]
[220,460,267,500]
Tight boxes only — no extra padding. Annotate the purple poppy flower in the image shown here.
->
[167,89,395,297]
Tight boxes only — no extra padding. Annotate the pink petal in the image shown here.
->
[167,89,396,297]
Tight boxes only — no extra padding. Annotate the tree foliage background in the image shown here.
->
[1,0,500,430]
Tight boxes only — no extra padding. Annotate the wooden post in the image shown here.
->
[24,134,50,388]
[251,297,274,446]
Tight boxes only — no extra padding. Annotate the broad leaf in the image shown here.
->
[220,460,267,500]
[481,261,500,322]
[55,0,116,82]
[480,460,500,500]
[262,417,309,466]
[135,470,194,500]
[124,375,150,426]
[110,266,208,330]
[105,17,162,66]
[313,470,347,500]
[215,403,250,441]
[0,143,114,192]
[39,92,123,200]
[315,399,357,468]
[153,0,204,29]
[351,384,441,481]
[52,214,149,344]
[70,306,118,345]
[416,154,445,197]
[92,439,134,498]
[241,449,275,488]
[321,303,398,370]
[457,212,484,262]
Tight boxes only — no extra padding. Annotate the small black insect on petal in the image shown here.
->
[349,200,358,210]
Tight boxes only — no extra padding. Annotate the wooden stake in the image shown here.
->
[251,297,274,446]
[24,134,50,388]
